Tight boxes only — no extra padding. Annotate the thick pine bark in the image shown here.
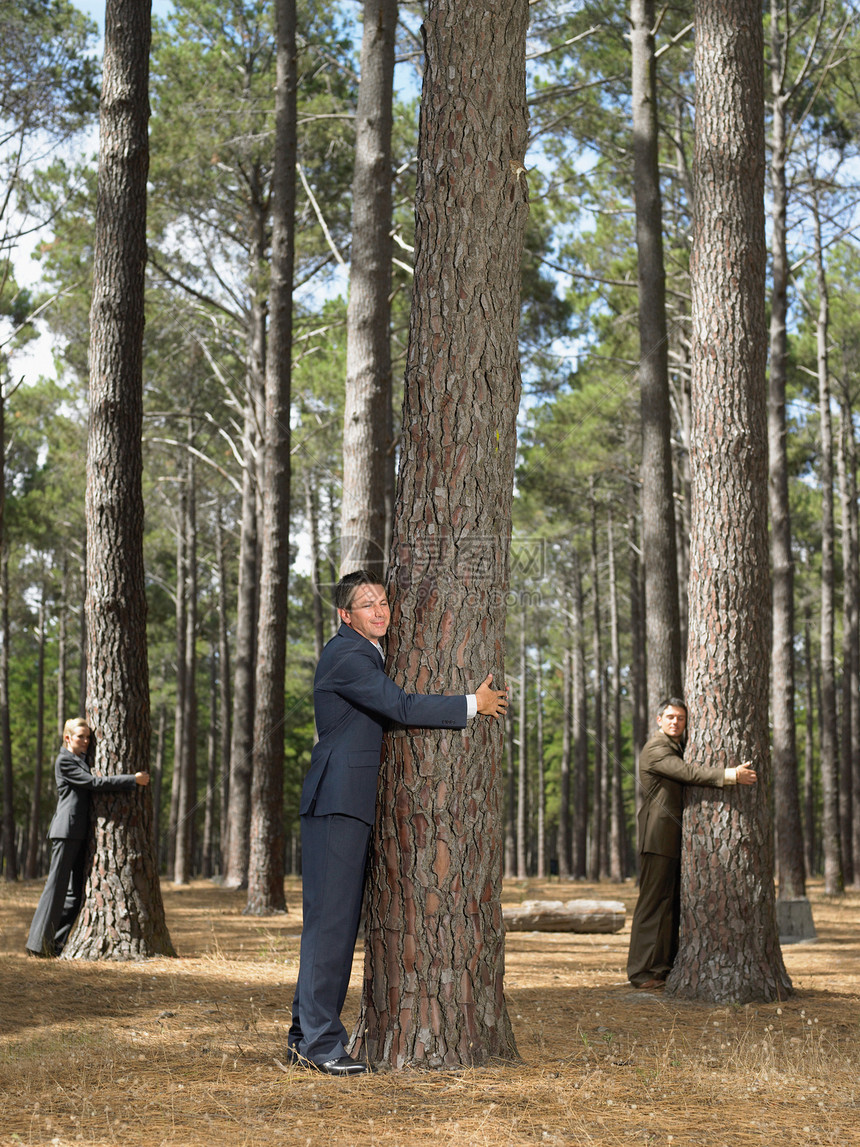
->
[768,0,806,903]
[245,0,296,916]
[65,0,174,959]
[353,0,528,1067]
[631,0,682,717]
[340,0,397,577]
[669,0,789,1003]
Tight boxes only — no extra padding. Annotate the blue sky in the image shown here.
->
[73,0,175,33]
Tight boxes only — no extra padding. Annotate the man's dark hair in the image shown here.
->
[657,696,687,717]
[335,569,384,612]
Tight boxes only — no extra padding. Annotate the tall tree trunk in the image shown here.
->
[340,0,396,577]
[24,595,47,879]
[245,0,296,915]
[768,0,806,904]
[588,484,604,880]
[812,199,842,896]
[503,699,516,878]
[174,443,198,885]
[669,0,789,1003]
[0,388,16,880]
[631,0,682,716]
[201,645,217,880]
[65,0,173,958]
[571,552,588,879]
[803,608,817,876]
[166,497,186,879]
[152,703,166,861]
[837,398,856,885]
[557,615,572,879]
[304,469,325,663]
[516,617,528,878]
[57,559,67,735]
[216,511,232,870]
[353,0,528,1067]
[222,369,261,889]
[535,636,545,880]
[607,512,624,881]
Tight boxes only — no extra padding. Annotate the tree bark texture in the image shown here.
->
[245,0,296,915]
[353,0,528,1068]
[340,0,397,578]
[68,0,174,959]
[571,552,588,879]
[768,2,805,902]
[631,0,682,717]
[174,443,197,885]
[837,399,856,885]
[669,0,790,1003]
[516,617,528,878]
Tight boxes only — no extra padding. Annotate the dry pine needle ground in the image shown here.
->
[0,876,857,1146]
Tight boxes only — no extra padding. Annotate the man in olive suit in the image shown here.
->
[287,570,507,1075]
[627,698,757,990]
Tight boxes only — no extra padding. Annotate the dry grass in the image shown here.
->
[0,875,857,1146]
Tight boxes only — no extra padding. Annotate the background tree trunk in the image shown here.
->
[64,0,173,959]
[668,0,790,1003]
[353,0,528,1067]
[631,0,682,717]
[340,0,397,577]
[245,0,296,916]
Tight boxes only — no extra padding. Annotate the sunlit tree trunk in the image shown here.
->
[245,0,296,915]
[631,0,682,716]
[353,0,528,1067]
[340,0,396,577]
[669,0,789,1003]
[64,0,173,958]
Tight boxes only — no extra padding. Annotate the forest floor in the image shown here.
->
[0,875,857,1147]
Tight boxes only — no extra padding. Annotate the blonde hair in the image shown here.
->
[62,717,90,743]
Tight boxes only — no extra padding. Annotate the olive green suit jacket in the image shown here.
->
[636,731,726,858]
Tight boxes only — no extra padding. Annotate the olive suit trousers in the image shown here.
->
[627,852,680,986]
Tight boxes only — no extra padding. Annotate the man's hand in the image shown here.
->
[737,761,757,785]
[476,674,508,718]
[135,772,151,786]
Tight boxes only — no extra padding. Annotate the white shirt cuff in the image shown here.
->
[724,767,737,785]
[466,694,478,719]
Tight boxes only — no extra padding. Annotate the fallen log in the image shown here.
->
[503,899,626,934]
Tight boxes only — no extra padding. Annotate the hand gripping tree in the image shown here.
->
[667,0,790,1003]
[63,0,174,960]
[351,0,529,1067]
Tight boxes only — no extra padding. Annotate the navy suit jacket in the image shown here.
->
[48,747,139,840]
[301,622,468,825]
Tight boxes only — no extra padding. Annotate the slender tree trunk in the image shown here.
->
[353,0,528,1067]
[803,609,817,876]
[174,444,198,884]
[669,0,789,1003]
[768,0,806,904]
[304,469,325,663]
[246,0,296,915]
[607,512,624,881]
[340,0,396,577]
[24,595,47,879]
[631,0,682,716]
[504,698,516,878]
[588,484,604,880]
[216,512,232,870]
[516,617,528,878]
[535,638,545,880]
[571,552,588,879]
[0,387,16,880]
[837,398,855,885]
[167,500,186,879]
[557,616,572,879]
[65,0,173,958]
[812,200,842,895]
[152,703,165,862]
[202,645,217,879]
[222,370,261,889]
[57,560,67,735]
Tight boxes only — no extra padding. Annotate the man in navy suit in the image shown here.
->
[288,569,507,1075]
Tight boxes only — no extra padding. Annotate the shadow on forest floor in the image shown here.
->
[1,877,858,1145]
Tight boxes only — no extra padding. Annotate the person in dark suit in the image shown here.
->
[26,718,150,957]
[288,569,507,1075]
[627,697,757,989]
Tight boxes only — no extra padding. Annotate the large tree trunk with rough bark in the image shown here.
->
[340,0,396,578]
[245,0,296,916]
[65,0,174,959]
[352,0,528,1068]
[631,0,682,717]
[668,0,789,1004]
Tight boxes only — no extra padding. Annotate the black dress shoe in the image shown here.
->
[316,1055,370,1076]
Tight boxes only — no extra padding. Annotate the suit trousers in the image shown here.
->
[627,852,680,986]
[289,813,371,1064]
[26,836,87,956]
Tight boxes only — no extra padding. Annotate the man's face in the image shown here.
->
[657,705,687,741]
[339,583,390,643]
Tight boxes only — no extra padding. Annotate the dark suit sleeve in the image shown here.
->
[643,743,725,787]
[320,643,467,729]
[57,755,139,792]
